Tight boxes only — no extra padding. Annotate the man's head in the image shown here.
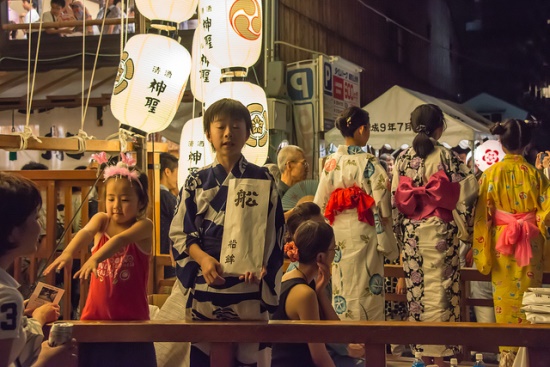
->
[160,153,179,192]
[277,145,308,186]
[21,161,48,170]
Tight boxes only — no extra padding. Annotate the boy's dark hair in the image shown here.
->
[410,104,447,159]
[51,0,66,8]
[104,170,149,219]
[294,220,334,264]
[203,98,252,135]
[23,0,38,8]
[335,106,370,138]
[285,202,322,243]
[22,161,48,170]
[160,153,178,177]
[490,119,537,152]
[0,172,42,257]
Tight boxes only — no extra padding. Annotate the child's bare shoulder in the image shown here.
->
[135,217,153,229]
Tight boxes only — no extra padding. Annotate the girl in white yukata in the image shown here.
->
[391,104,478,367]
[314,106,398,322]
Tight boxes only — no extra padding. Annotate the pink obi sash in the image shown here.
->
[324,185,375,226]
[394,170,460,222]
[494,210,539,267]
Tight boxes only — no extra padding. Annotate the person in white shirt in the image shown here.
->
[0,172,75,367]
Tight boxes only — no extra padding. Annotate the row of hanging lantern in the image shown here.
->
[200,0,269,166]
[180,0,270,186]
[109,0,270,185]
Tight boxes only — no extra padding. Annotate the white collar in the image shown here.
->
[0,266,20,288]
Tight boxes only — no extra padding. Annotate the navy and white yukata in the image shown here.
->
[170,155,285,366]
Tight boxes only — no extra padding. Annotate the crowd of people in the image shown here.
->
[7,0,134,39]
[2,98,550,367]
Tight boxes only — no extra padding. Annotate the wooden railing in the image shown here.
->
[7,170,101,320]
[5,143,167,319]
[67,320,550,367]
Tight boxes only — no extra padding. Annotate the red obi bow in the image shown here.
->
[324,185,375,225]
[494,210,539,267]
[394,170,460,222]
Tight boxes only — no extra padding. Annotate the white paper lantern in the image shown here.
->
[199,0,262,69]
[178,117,214,188]
[190,27,222,102]
[205,79,269,165]
[111,34,192,134]
[474,139,505,172]
[135,0,198,24]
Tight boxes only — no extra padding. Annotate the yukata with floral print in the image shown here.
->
[391,143,478,358]
[315,145,399,321]
[473,154,550,353]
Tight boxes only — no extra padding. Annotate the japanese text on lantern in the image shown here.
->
[234,189,259,209]
[144,66,172,113]
[189,151,202,164]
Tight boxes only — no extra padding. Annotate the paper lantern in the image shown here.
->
[205,75,269,165]
[111,34,191,134]
[178,117,214,189]
[135,0,198,24]
[474,139,505,172]
[190,27,222,102]
[199,0,262,69]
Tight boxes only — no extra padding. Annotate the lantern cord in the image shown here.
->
[25,9,44,125]
[123,0,130,45]
[67,129,95,154]
[81,5,86,127]
[79,2,110,140]
[250,67,261,87]
[5,126,42,152]
[11,9,46,151]
[273,41,329,58]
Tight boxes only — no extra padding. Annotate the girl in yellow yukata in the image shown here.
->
[473,119,550,367]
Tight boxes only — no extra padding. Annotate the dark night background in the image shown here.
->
[450,0,550,150]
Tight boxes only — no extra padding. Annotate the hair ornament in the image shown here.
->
[346,117,353,127]
[93,152,142,188]
[416,124,430,134]
[90,151,108,165]
[284,241,300,262]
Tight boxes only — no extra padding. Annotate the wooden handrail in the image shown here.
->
[3,18,135,31]
[67,320,550,367]
[385,264,550,283]
[0,135,168,153]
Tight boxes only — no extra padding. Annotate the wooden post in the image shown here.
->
[363,343,386,367]
[210,343,235,367]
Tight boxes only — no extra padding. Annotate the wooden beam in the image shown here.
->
[3,18,135,31]
[0,135,125,152]
[0,136,167,153]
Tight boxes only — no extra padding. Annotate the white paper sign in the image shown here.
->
[27,282,65,310]
[220,178,270,277]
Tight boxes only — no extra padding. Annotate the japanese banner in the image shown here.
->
[220,178,270,277]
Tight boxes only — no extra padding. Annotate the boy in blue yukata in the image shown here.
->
[169,98,285,367]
